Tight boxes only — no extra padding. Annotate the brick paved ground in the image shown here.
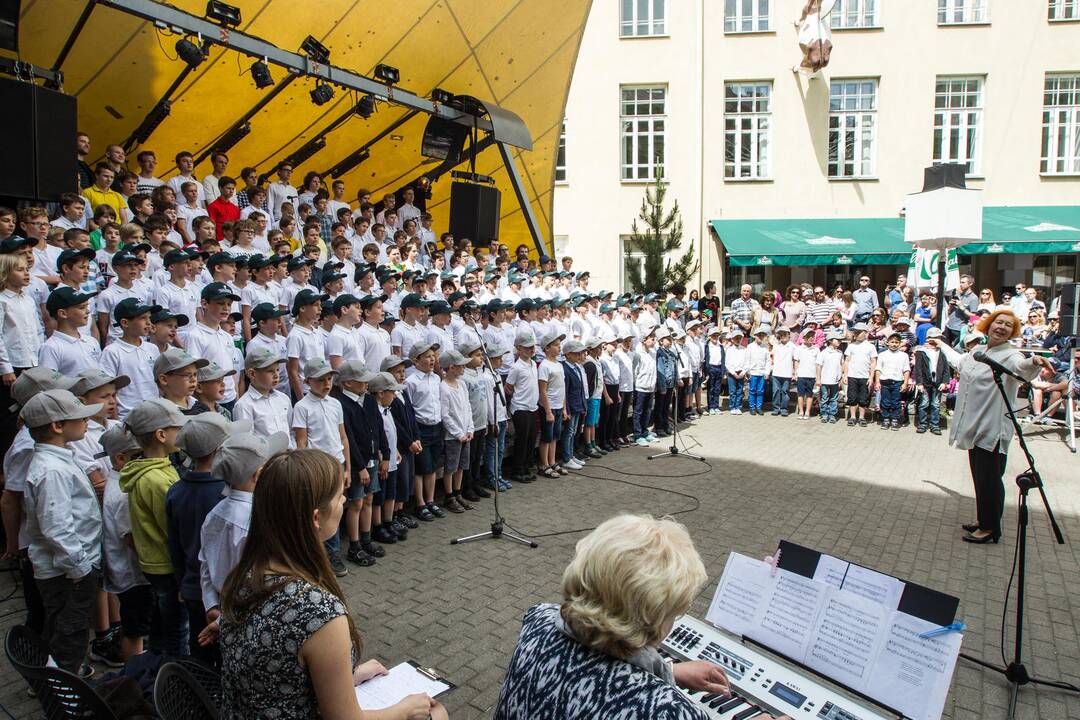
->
[2,413,1079,719]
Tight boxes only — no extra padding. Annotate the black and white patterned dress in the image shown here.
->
[220,576,357,719]
[494,603,708,720]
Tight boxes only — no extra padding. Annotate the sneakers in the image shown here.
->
[498,478,513,490]
[930,427,942,435]
[828,416,838,423]
[78,663,95,680]
[891,421,901,431]
[390,519,410,538]
[730,408,742,415]
[329,554,348,577]
[645,433,658,442]
[820,416,829,423]
[444,497,466,513]
[563,458,584,470]
[635,437,650,447]
[347,546,376,566]
[89,633,124,668]
[858,419,868,427]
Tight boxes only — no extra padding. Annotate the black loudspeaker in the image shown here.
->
[0,0,18,52]
[0,77,77,200]
[1060,282,1079,337]
[449,181,500,245]
[421,115,468,163]
[922,163,967,191]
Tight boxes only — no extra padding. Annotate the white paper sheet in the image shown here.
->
[864,614,962,720]
[811,553,849,589]
[842,564,906,611]
[354,662,450,711]
[706,552,774,636]
[747,570,829,661]
[803,588,890,690]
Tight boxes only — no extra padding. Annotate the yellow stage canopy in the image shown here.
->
[11,0,592,253]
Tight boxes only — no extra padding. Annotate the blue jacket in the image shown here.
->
[656,347,677,391]
[389,393,421,453]
[338,391,389,485]
[562,360,587,415]
[165,470,225,602]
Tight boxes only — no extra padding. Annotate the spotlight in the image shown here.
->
[133,99,171,144]
[354,94,376,119]
[373,64,400,85]
[287,137,327,167]
[431,88,455,105]
[205,0,241,26]
[310,83,335,106]
[215,122,251,153]
[175,38,206,68]
[251,60,274,89]
[300,35,330,64]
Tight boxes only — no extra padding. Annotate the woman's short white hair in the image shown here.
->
[560,514,707,659]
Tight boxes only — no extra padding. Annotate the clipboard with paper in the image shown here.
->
[354,660,455,710]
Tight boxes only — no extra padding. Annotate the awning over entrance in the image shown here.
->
[711,205,1080,267]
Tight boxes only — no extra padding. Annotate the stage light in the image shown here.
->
[205,0,241,26]
[354,94,376,119]
[310,83,334,106]
[328,148,370,178]
[431,88,455,105]
[175,38,206,68]
[133,99,172,144]
[215,122,251,153]
[251,60,274,89]
[300,35,330,64]
[374,64,400,85]
[288,137,327,167]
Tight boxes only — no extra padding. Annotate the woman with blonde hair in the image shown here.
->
[220,449,446,720]
[494,514,789,719]
[929,309,1053,544]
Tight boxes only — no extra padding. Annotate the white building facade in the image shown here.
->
[553,0,1080,303]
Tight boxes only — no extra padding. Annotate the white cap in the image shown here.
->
[124,398,191,434]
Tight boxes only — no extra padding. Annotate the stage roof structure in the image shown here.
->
[8,0,592,254]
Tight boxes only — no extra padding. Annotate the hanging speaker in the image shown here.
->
[421,115,468,163]
[449,182,500,246]
[0,77,77,200]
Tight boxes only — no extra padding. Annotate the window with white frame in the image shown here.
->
[621,86,666,181]
[831,0,878,28]
[933,76,983,175]
[725,0,771,33]
[1041,75,1080,174]
[555,121,567,182]
[620,236,648,292]
[620,0,666,36]
[724,82,771,179]
[1049,0,1078,20]
[938,0,987,24]
[828,79,877,178]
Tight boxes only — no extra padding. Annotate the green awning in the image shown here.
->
[711,205,1080,267]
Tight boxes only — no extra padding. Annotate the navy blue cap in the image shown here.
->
[111,249,143,266]
[46,286,97,315]
[251,302,289,323]
[201,282,241,303]
[0,236,38,254]
[206,251,236,269]
[162,249,190,267]
[113,297,161,325]
[150,309,189,327]
[56,248,95,271]
[399,293,425,310]
[292,289,329,316]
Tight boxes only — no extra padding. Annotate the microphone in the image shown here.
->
[972,351,1026,382]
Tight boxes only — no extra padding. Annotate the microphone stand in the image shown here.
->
[649,338,705,462]
[957,359,1075,719]
[451,318,538,548]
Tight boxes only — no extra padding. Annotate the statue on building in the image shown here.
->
[795,0,834,76]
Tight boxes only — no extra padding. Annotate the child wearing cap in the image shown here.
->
[166,413,243,659]
[614,333,636,439]
[198,430,288,647]
[49,281,102,361]
[703,328,726,415]
[560,339,588,467]
[234,348,294,449]
[913,328,949,435]
[816,333,844,423]
[537,331,567,478]
[583,338,608,453]
[725,330,748,415]
[599,339,622,451]
[292,358,350,575]
[381,356,424,526]
[336,360,385,566]
[70,369,128,499]
[100,298,162,419]
[875,333,910,431]
[121,397,191,656]
[770,327,795,417]
[478,343,510,490]
[192,361,236,419]
[286,290,328,400]
[653,331,678,435]
[246,303,290,395]
[187,283,243,412]
[631,332,658,444]
[148,309,186,354]
[54,246,100,340]
[505,332,539,481]
[21,389,104,672]
[97,250,150,343]
[439,349,473,513]
[459,340,492,500]
[154,250,198,344]
[155,347,207,412]
[370,371,414,546]
[746,328,772,416]
[99,425,152,661]
[794,329,820,419]
[842,325,877,427]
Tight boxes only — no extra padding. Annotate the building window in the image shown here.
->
[933,76,983,175]
[1042,75,1080,174]
[620,0,666,36]
[828,79,877,178]
[724,82,772,180]
[555,121,567,182]
[724,0,771,33]
[938,0,987,24]
[621,86,666,181]
[831,0,878,28]
[1049,0,1078,20]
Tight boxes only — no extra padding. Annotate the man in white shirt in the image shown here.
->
[167,151,205,207]
[135,150,164,194]
[202,151,230,206]
[266,163,299,223]
[396,187,421,227]
[327,180,351,219]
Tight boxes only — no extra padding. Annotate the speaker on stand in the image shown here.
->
[449,181,501,247]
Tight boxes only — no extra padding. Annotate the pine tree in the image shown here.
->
[623,170,698,293]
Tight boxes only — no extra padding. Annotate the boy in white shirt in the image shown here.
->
[874,331,911,430]
[504,330,539,481]
[98,249,151,344]
[614,333,635,440]
[39,287,101,376]
[153,250,199,345]
[100,298,162,419]
[245,303,290,395]
[232,347,294,444]
[404,340,446,521]
[724,329,748,415]
[842,322,878,427]
[703,328,725,415]
[438,348,473,514]
[816,330,845,423]
[794,328,820,420]
[746,327,772,415]
[632,332,657,444]
[770,326,795,417]
[286,289,328,401]
[536,329,567,478]
[186,283,242,411]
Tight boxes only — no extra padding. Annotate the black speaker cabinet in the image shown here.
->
[1060,282,1079,337]
[0,77,78,200]
[0,0,18,52]
[449,182,500,245]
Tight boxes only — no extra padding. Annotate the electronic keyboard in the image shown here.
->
[660,615,896,720]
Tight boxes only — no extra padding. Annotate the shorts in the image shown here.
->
[444,437,470,474]
[847,377,870,407]
[691,372,702,391]
[346,463,380,500]
[796,377,816,396]
[415,423,444,475]
[118,584,154,639]
[541,411,564,442]
[585,398,601,427]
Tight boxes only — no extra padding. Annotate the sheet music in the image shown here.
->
[865,613,961,720]
[706,553,774,636]
[748,570,829,661]
[842,564,905,611]
[354,662,450,710]
[811,553,849,589]
[803,589,890,690]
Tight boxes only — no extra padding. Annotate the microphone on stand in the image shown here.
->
[972,351,1027,382]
